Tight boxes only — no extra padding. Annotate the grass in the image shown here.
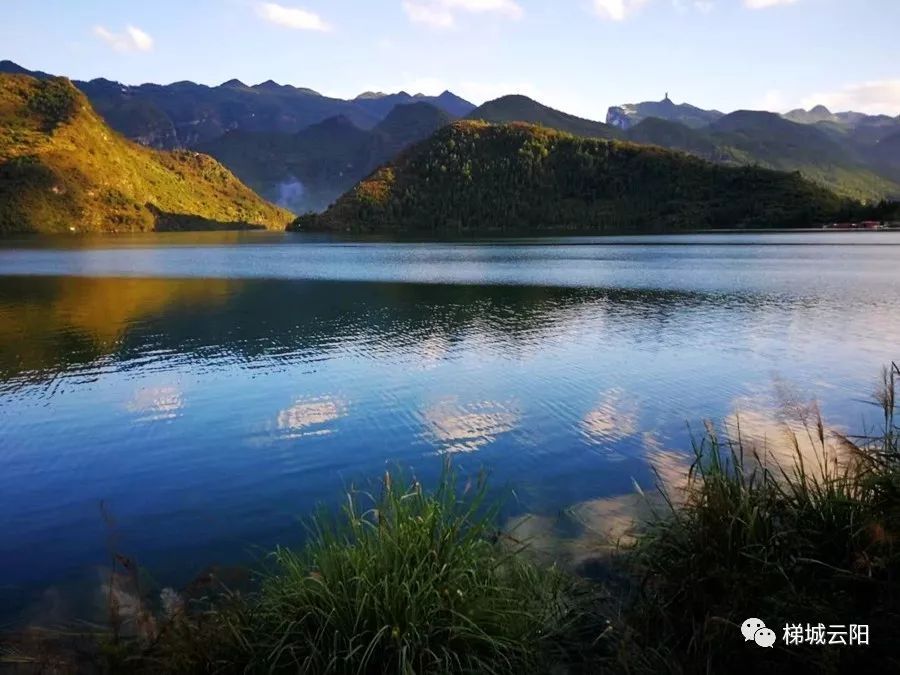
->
[114,466,606,674]
[3,365,898,674]
[618,363,900,674]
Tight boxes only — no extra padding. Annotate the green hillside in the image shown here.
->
[706,111,900,201]
[619,110,900,201]
[294,121,859,234]
[468,95,621,140]
[868,131,900,183]
[624,117,728,160]
[475,95,899,202]
[0,74,292,234]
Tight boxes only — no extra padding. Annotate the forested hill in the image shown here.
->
[0,74,292,234]
[292,121,860,234]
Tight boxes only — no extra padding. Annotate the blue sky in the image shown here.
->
[2,0,899,119]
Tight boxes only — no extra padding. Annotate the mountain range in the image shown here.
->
[0,60,475,149]
[2,59,898,231]
[198,102,452,213]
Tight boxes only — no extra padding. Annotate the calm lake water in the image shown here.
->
[2,231,899,625]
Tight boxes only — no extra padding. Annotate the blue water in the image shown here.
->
[1,231,899,625]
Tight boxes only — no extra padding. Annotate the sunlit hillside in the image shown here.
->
[0,74,292,234]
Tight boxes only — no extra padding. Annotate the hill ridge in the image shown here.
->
[0,73,292,234]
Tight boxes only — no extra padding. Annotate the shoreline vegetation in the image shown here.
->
[2,364,898,674]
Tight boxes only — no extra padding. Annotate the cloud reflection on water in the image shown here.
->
[276,396,347,439]
[423,398,520,455]
[125,386,183,421]
[580,388,640,453]
[508,378,866,573]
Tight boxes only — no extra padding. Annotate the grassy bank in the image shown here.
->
[619,365,900,673]
[3,365,898,674]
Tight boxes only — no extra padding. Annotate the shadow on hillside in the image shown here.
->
[148,204,270,232]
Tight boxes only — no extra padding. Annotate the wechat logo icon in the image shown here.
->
[741,618,776,648]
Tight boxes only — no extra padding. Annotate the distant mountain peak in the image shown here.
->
[606,97,723,130]
[250,80,319,96]
[220,78,247,89]
[0,59,27,72]
[168,80,206,90]
[314,114,359,131]
[87,77,123,87]
[783,105,841,126]
[0,59,56,80]
[468,94,620,140]
[351,90,476,120]
[379,100,450,123]
[255,79,282,90]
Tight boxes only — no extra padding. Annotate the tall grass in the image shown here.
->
[620,363,900,674]
[135,465,604,674]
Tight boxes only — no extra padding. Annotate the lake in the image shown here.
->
[2,231,899,626]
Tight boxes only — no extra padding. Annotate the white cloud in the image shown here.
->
[257,2,331,31]
[403,1,455,27]
[744,0,798,8]
[591,0,798,21]
[801,80,900,116]
[403,0,523,29]
[590,0,649,21]
[92,25,154,53]
[672,0,716,13]
[447,0,523,15]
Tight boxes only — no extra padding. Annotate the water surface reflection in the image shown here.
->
[1,234,899,625]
